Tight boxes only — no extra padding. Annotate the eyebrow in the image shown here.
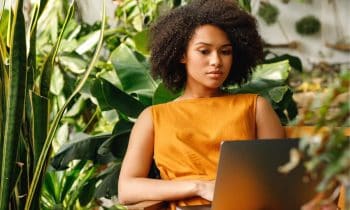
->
[194,42,232,47]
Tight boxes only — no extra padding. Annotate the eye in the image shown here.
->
[198,49,210,55]
[221,49,232,55]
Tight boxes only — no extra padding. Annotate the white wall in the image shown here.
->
[252,0,350,69]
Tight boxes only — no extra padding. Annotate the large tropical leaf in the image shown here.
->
[110,43,156,93]
[153,82,181,105]
[91,78,146,118]
[51,133,112,170]
[98,131,130,160]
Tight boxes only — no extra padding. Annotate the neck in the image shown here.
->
[180,87,224,99]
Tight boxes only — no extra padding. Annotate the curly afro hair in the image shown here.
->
[150,0,263,92]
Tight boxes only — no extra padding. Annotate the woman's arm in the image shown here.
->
[255,96,285,139]
[118,107,213,204]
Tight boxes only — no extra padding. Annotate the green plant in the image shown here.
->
[281,68,350,208]
[296,15,321,35]
[258,2,279,25]
[0,0,106,209]
[299,68,350,207]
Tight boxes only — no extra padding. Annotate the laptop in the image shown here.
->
[179,139,318,210]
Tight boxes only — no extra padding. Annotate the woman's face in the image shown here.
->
[181,24,233,91]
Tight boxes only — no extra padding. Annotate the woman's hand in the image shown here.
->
[196,180,216,201]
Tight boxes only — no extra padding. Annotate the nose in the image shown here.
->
[209,52,222,67]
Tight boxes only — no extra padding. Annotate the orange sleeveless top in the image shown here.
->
[151,94,258,209]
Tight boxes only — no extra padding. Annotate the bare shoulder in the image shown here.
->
[256,96,271,108]
[119,106,155,178]
[136,106,153,124]
[256,96,285,139]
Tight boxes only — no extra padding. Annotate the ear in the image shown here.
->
[180,54,186,64]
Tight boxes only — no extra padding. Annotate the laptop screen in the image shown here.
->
[211,139,318,210]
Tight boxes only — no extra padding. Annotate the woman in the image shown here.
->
[118,0,332,209]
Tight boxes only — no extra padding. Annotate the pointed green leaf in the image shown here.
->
[60,161,86,202]
[43,171,60,203]
[0,0,27,208]
[30,91,48,167]
[26,1,106,208]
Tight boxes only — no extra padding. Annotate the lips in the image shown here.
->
[206,69,223,74]
[206,70,223,79]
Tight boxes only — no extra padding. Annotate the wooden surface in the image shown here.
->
[124,200,167,210]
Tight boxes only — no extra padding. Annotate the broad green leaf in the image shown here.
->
[153,82,180,105]
[101,110,119,124]
[78,178,97,206]
[132,14,143,31]
[50,66,64,95]
[58,53,87,74]
[64,95,87,117]
[43,171,60,203]
[0,9,9,40]
[133,29,150,55]
[94,162,121,198]
[91,78,146,118]
[53,123,69,152]
[75,30,100,55]
[229,79,284,95]
[98,131,129,160]
[268,86,289,103]
[238,0,251,12]
[61,19,80,40]
[51,133,111,170]
[110,43,156,93]
[264,54,302,72]
[59,39,79,52]
[112,118,134,135]
[252,60,290,81]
